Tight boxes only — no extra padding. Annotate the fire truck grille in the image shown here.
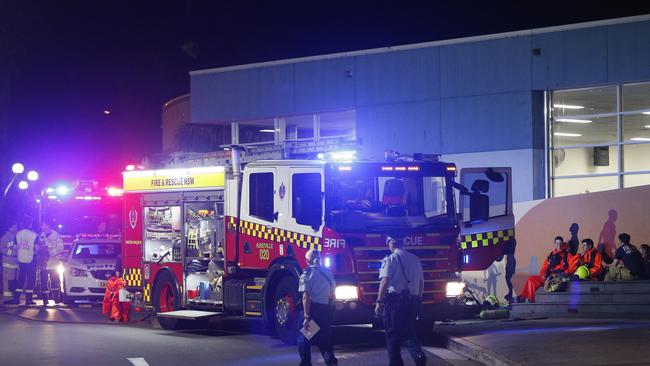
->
[91,270,115,280]
[353,244,454,305]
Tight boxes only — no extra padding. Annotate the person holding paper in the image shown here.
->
[297,249,338,366]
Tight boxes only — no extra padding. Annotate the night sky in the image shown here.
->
[1,2,650,188]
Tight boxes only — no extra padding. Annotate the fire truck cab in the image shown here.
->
[122,151,513,344]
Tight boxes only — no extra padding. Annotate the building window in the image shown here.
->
[549,82,650,197]
[230,110,356,146]
[249,172,274,222]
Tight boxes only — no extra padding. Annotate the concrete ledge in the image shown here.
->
[446,335,522,366]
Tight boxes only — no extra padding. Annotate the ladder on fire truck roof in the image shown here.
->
[162,137,358,169]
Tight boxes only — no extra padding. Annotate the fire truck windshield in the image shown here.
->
[41,197,122,236]
[328,171,454,233]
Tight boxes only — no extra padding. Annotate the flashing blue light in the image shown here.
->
[56,185,70,196]
[464,254,470,264]
[324,257,332,268]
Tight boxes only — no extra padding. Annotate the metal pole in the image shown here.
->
[2,174,17,198]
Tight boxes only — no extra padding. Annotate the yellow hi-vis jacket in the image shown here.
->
[16,229,37,264]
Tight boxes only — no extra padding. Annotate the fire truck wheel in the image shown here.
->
[273,276,299,345]
[153,271,181,330]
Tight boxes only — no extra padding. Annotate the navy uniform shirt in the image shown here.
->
[379,248,423,296]
[299,265,336,305]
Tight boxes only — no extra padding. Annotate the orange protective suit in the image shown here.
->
[576,247,603,279]
[102,276,130,322]
[519,243,576,302]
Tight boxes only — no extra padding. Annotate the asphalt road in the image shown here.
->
[0,305,474,366]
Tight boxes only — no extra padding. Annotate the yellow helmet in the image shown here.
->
[575,266,590,280]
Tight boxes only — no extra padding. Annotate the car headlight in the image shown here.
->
[335,285,358,300]
[71,268,89,277]
[446,281,465,298]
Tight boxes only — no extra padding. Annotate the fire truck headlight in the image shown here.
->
[57,264,65,276]
[335,285,358,300]
[446,281,465,298]
[324,256,332,268]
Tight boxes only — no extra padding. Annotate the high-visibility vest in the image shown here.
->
[16,229,37,264]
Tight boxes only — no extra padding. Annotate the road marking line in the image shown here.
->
[127,357,150,366]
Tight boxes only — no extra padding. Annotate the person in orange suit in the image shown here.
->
[574,238,603,280]
[102,269,130,322]
[517,236,574,302]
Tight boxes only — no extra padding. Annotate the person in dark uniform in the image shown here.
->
[375,236,426,366]
[297,249,338,366]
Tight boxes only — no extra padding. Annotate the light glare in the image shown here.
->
[18,181,28,190]
[27,171,39,181]
[335,285,359,300]
[446,281,465,298]
[11,163,24,174]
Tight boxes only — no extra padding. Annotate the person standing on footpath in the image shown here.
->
[1,221,18,302]
[9,217,39,305]
[297,249,338,366]
[375,236,427,366]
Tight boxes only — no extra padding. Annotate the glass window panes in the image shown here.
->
[552,146,618,176]
[623,144,650,172]
[623,174,650,188]
[623,83,650,112]
[320,110,356,138]
[552,86,617,117]
[621,114,650,143]
[249,172,274,222]
[552,115,616,146]
[291,173,322,227]
[552,176,618,197]
[239,119,275,144]
[285,115,314,140]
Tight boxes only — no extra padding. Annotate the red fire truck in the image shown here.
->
[121,148,514,344]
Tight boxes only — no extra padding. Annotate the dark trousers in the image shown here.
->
[383,294,427,366]
[298,302,337,366]
[16,260,36,299]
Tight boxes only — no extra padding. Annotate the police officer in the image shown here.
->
[375,236,426,366]
[297,249,338,366]
[39,220,64,305]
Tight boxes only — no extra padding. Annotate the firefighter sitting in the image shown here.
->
[102,269,130,322]
[517,236,576,303]
[573,238,603,281]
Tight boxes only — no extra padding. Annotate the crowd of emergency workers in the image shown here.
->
[517,232,650,303]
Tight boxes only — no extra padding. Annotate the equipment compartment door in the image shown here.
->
[458,167,515,271]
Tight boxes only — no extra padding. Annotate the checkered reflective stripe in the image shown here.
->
[144,283,151,302]
[460,229,514,249]
[123,267,142,287]
[228,217,322,251]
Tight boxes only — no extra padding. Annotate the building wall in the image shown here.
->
[190,16,650,202]
[161,94,191,154]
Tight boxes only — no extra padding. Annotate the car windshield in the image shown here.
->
[72,243,120,259]
[328,173,453,232]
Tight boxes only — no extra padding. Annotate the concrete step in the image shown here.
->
[510,302,650,319]
[535,291,650,304]
[565,280,650,294]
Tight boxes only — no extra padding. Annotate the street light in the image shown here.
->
[27,171,39,181]
[12,163,24,174]
[18,181,28,190]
